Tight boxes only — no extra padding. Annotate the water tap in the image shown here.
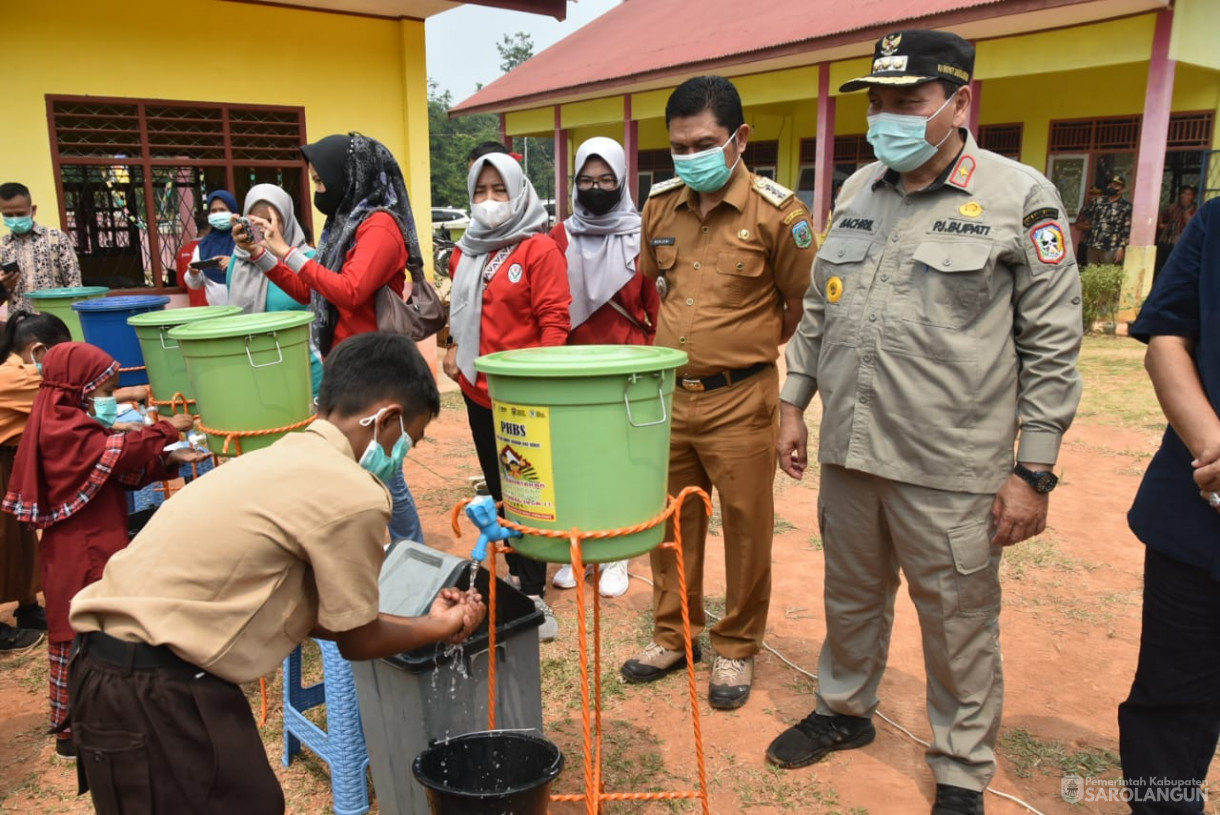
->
[464,495,520,565]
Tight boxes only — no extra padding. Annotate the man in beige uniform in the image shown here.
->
[619,75,815,709]
[765,32,1082,815]
[68,334,485,814]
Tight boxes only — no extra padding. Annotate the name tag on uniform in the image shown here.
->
[651,237,675,246]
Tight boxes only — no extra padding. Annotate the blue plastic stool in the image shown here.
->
[282,639,371,815]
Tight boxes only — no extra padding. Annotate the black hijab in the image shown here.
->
[300,132,424,354]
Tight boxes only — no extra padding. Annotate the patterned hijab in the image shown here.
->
[2,343,132,529]
[301,132,423,355]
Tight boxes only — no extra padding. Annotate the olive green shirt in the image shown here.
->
[782,131,1083,493]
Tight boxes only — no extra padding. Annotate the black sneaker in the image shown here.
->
[0,622,44,653]
[765,711,875,769]
[15,603,46,631]
[55,739,76,760]
[932,784,984,815]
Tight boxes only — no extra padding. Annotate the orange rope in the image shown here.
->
[117,365,146,373]
[461,486,713,814]
[147,389,195,414]
[196,415,316,455]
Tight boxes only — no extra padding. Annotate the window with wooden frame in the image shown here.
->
[48,95,309,291]
[1047,112,1214,218]
[978,124,1023,159]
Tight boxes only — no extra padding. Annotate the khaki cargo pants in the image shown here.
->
[649,366,779,660]
[815,463,1004,791]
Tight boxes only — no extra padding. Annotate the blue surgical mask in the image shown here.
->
[866,91,957,173]
[357,407,412,484]
[207,212,233,231]
[91,396,119,428]
[3,216,33,235]
[671,130,740,193]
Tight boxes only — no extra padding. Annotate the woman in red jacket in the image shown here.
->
[547,137,658,599]
[238,132,428,546]
[443,152,570,641]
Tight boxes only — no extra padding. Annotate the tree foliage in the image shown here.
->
[497,32,535,73]
[427,79,499,209]
[428,32,558,210]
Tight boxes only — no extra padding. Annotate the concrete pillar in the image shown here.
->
[554,106,569,221]
[624,96,639,203]
[814,63,837,232]
[1128,8,1176,305]
[967,79,982,136]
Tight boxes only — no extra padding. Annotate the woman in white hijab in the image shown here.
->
[547,137,658,598]
[443,152,571,642]
[226,184,324,397]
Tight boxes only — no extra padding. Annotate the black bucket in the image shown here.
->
[412,730,563,815]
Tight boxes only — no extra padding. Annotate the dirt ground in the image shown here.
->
[1,336,1213,814]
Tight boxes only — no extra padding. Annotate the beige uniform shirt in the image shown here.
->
[782,131,1083,493]
[640,164,816,378]
[71,420,388,683]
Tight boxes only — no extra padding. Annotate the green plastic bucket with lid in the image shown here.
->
[26,286,110,342]
[475,345,688,563]
[128,306,242,409]
[167,311,315,455]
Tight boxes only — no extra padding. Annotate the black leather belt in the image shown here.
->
[80,631,194,673]
[679,362,771,393]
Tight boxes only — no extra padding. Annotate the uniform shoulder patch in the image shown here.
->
[1029,221,1067,265]
[751,176,794,208]
[1022,207,1059,229]
[648,176,686,198]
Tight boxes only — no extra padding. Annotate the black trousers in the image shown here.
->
[1118,548,1218,813]
[463,393,547,597]
[69,633,285,815]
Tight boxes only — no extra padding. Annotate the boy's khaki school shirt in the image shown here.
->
[71,419,390,684]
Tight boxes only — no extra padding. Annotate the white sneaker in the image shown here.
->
[552,563,591,589]
[529,595,558,642]
[598,560,630,598]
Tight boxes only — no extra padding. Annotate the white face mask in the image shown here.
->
[472,199,513,230]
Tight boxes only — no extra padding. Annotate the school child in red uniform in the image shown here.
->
[1,343,201,757]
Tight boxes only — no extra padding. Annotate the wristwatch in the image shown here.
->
[1014,463,1058,494]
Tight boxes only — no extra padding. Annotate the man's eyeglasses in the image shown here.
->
[576,175,619,191]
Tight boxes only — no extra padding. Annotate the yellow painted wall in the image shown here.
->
[562,98,624,129]
[1171,0,1220,71]
[504,107,554,136]
[2,0,430,240]
[976,14,1155,80]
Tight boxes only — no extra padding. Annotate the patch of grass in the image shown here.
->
[998,727,1120,780]
[808,533,824,552]
[1074,336,1162,432]
[1001,535,1081,580]
[774,515,797,534]
[440,390,465,412]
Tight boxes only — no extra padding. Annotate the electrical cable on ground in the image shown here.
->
[625,571,1047,815]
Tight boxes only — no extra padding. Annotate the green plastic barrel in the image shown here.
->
[127,306,242,409]
[475,345,688,563]
[26,286,110,342]
[167,311,315,455]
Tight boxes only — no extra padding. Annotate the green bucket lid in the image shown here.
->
[27,286,110,300]
[127,305,242,328]
[476,345,688,377]
[166,310,315,341]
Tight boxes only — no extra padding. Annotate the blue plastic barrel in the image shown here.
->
[73,295,171,386]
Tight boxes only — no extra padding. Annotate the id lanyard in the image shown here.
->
[481,246,515,288]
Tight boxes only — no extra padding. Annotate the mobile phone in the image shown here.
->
[235,216,264,244]
[188,257,222,272]
[1,261,18,274]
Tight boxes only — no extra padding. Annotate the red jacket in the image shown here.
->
[264,211,407,351]
[550,224,658,347]
[177,239,206,307]
[450,234,571,408]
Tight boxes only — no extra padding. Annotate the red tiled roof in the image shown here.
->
[453,0,1016,113]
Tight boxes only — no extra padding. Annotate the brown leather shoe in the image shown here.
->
[709,655,753,709]
[620,642,702,683]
